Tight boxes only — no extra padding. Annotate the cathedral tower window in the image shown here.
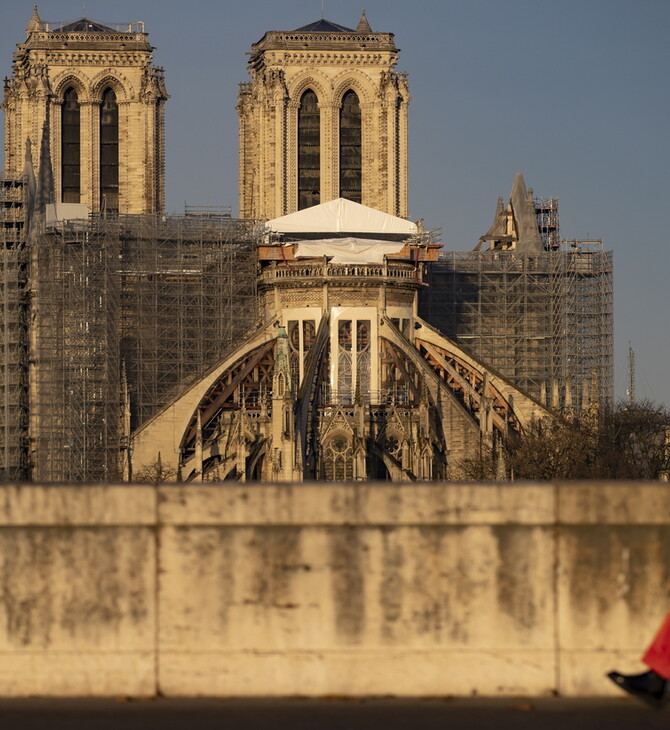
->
[61,88,80,203]
[298,90,320,210]
[339,90,361,203]
[100,88,119,214]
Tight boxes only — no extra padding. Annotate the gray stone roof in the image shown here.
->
[509,173,543,253]
[480,196,511,243]
[478,173,543,252]
[26,6,44,34]
[356,10,372,33]
[56,18,116,32]
[292,19,355,32]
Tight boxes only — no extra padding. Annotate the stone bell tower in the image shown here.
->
[2,7,168,214]
[238,11,409,220]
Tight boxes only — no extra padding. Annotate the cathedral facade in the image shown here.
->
[0,11,611,483]
[131,197,546,482]
[130,14,547,482]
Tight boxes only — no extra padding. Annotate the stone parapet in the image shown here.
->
[0,481,667,697]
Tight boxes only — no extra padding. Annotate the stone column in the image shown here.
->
[321,101,339,203]
[78,101,96,210]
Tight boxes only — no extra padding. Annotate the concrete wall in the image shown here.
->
[0,482,668,697]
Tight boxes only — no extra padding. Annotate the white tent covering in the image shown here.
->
[267,198,418,235]
[294,237,406,264]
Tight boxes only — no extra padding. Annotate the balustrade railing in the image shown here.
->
[262,261,419,282]
[320,386,413,407]
[221,385,415,409]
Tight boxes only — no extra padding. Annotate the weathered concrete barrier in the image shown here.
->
[0,482,668,697]
[0,486,156,696]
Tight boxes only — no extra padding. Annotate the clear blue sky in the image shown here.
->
[2,0,669,407]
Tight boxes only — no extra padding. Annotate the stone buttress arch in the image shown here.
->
[180,338,276,453]
[381,315,549,438]
[129,322,278,478]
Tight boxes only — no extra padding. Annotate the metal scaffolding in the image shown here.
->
[420,245,614,410]
[31,214,259,481]
[534,197,560,251]
[1,196,612,480]
[32,224,121,482]
[116,215,258,428]
[0,175,29,479]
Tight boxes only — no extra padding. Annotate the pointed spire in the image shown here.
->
[564,376,573,410]
[509,172,543,253]
[418,373,429,406]
[35,119,54,215]
[495,441,507,482]
[26,6,44,35]
[121,361,132,481]
[356,9,372,33]
[22,138,37,234]
[478,195,509,247]
[354,378,362,406]
[590,368,600,409]
[195,411,204,482]
[121,360,131,442]
[580,376,589,412]
[510,172,527,205]
[273,326,292,399]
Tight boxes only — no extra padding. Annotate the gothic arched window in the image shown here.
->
[356,320,371,397]
[100,87,119,214]
[337,319,353,402]
[323,433,354,481]
[339,90,361,203]
[298,90,320,210]
[61,87,80,203]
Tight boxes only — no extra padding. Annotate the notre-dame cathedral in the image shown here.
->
[0,9,612,482]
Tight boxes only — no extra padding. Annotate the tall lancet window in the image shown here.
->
[100,88,119,213]
[298,90,320,210]
[339,90,361,203]
[61,88,80,203]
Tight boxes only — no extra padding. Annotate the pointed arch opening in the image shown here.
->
[323,433,354,481]
[100,87,119,214]
[339,90,361,203]
[61,87,80,203]
[298,89,320,210]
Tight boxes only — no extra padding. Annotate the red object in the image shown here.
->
[643,611,670,679]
